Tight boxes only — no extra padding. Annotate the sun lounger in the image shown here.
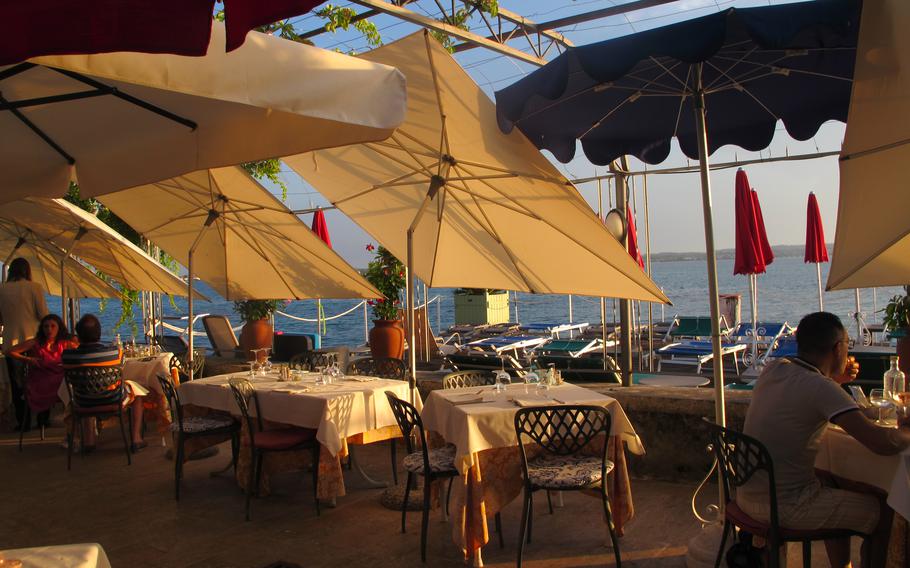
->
[535,338,610,358]
[656,340,748,375]
[464,334,549,355]
[520,322,589,339]
[664,315,732,341]
[201,315,244,359]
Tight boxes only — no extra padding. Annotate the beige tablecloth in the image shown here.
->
[422,383,644,560]
[179,372,416,456]
[0,543,111,568]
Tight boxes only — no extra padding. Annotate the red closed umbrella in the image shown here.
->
[310,208,332,337]
[805,192,829,311]
[0,0,322,65]
[626,207,645,269]
[734,169,774,366]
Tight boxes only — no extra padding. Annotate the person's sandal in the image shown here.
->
[130,441,148,454]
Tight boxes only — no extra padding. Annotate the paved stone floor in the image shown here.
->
[1,425,854,567]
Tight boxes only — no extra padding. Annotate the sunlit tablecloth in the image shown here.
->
[421,383,645,560]
[816,425,908,568]
[0,543,111,568]
[179,372,417,499]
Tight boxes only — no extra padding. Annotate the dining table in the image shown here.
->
[816,424,910,567]
[0,543,111,568]
[421,382,644,565]
[178,371,417,500]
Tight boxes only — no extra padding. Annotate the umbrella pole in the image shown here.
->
[187,212,218,381]
[692,64,727,427]
[855,288,863,344]
[568,295,573,324]
[644,172,654,372]
[750,274,758,366]
[406,229,417,403]
[816,263,824,311]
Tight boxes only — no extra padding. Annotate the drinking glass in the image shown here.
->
[495,356,510,394]
[523,369,539,394]
[247,359,258,378]
[315,366,326,385]
[869,388,889,423]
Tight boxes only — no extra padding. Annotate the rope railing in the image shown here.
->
[275,300,367,323]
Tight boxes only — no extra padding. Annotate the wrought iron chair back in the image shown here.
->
[385,391,430,473]
[515,405,611,457]
[156,373,185,430]
[65,363,126,408]
[443,370,495,389]
[169,349,205,381]
[229,377,264,445]
[348,357,405,379]
[702,418,780,535]
[289,351,340,371]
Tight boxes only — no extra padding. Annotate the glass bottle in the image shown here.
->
[884,356,905,399]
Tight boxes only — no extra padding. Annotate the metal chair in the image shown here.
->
[347,357,406,379]
[703,418,862,568]
[384,391,460,563]
[442,370,495,390]
[228,377,320,521]
[289,350,339,371]
[514,405,620,568]
[64,363,132,470]
[169,349,205,382]
[157,374,240,500]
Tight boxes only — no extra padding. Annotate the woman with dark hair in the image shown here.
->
[8,314,74,430]
[0,257,49,430]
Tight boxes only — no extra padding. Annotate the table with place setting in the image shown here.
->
[178,369,416,499]
[421,381,645,563]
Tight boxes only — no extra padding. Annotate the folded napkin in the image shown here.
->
[345,376,377,382]
[511,397,558,407]
[448,394,486,406]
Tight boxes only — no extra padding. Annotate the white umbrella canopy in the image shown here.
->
[98,166,382,301]
[0,22,406,203]
[284,31,669,304]
[0,198,200,299]
[828,0,910,290]
[0,220,120,299]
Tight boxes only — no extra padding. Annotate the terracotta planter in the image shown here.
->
[239,318,273,360]
[369,319,405,360]
[897,334,910,374]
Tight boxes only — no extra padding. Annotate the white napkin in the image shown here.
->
[345,376,377,382]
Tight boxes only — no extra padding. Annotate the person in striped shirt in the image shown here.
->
[64,315,146,453]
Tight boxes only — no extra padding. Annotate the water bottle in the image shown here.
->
[884,356,905,399]
[115,334,122,350]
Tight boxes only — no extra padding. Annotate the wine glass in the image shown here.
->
[524,355,539,394]
[247,358,259,378]
[869,388,889,424]
[495,355,511,394]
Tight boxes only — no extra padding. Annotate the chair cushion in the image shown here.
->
[725,501,859,540]
[402,444,458,474]
[254,427,317,450]
[527,454,614,489]
[169,415,236,434]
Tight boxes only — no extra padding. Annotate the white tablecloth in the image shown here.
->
[0,543,111,568]
[421,382,644,473]
[178,372,417,456]
[57,353,172,404]
[816,425,908,519]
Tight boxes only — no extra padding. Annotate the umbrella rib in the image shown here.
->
[577,94,641,141]
[705,60,781,121]
[446,165,541,220]
[363,141,437,178]
[390,133,438,177]
[449,158,569,185]
[394,129,444,156]
[333,169,436,206]
[0,92,75,165]
[703,46,759,92]
[423,32,451,162]
[648,57,691,91]
[672,64,694,139]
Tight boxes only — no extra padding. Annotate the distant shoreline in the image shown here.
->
[648,243,832,263]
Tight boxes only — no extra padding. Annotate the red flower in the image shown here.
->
[398,270,405,277]
[365,243,375,252]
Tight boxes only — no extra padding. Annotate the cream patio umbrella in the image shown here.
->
[284,31,670,390]
[828,0,910,290]
[0,197,205,327]
[99,166,382,379]
[0,22,406,203]
[0,220,120,299]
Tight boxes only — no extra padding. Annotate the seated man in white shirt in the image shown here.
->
[739,311,910,568]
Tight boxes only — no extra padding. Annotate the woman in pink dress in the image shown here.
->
[8,314,73,430]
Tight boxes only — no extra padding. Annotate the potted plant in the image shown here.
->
[364,244,406,359]
[453,288,510,325]
[234,299,284,360]
[884,286,910,372]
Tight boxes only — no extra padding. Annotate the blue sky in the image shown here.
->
[268,0,844,266]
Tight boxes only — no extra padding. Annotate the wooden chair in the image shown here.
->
[703,418,862,568]
[228,377,320,521]
[157,374,240,500]
[514,405,620,568]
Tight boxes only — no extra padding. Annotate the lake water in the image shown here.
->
[68,255,902,347]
